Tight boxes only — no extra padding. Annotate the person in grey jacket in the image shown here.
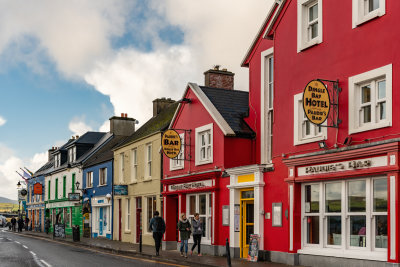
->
[190,213,203,256]
[178,213,191,257]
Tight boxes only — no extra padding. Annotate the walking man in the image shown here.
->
[149,211,166,256]
[11,217,16,232]
[17,217,24,232]
[178,213,191,258]
[190,213,203,256]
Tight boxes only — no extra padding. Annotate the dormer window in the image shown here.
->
[68,146,76,163]
[54,153,61,168]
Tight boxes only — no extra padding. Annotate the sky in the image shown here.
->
[0,0,274,200]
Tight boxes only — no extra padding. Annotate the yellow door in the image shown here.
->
[240,189,254,258]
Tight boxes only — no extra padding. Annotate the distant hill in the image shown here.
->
[0,197,17,204]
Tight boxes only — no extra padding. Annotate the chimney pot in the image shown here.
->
[121,113,124,117]
[125,113,128,118]
[204,66,235,90]
[76,135,79,139]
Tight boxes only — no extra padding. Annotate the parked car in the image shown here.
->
[0,215,6,227]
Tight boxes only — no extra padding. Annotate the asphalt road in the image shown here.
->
[0,229,186,267]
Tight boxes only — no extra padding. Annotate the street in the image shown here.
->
[0,229,187,267]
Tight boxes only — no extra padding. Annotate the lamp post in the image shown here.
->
[17,181,21,218]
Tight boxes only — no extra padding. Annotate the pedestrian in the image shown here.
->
[11,217,16,232]
[17,217,24,232]
[45,218,50,234]
[25,217,30,231]
[149,211,166,256]
[190,213,203,256]
[178,213,191,258]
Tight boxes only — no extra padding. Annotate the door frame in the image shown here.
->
[240,188,254,258]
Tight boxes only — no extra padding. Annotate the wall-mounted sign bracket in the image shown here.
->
[318,79,341,128]
[168,129,192,162]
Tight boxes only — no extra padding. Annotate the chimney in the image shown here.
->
[152,98,175,117]
[204,65,235,90]
[109,113,136,136]
[48,147,56,161]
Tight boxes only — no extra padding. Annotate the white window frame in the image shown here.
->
[119,153,124,183]
[348,64,392,134]
[300,177,387,260]
[72,146,76,162]
[68,148,73,163]
[297,0,323,52]
[352,0,385,28]
[293,93,327,145]
[186,193,213,245]
[99,168,107,186]
[54,154,61,168]
[145,144,152,179]
[146,196,157,233]
[131,148,138,183]
[126,198,131,232]
[86,171,93,188]
[170,133,185,170]
[195,123,213,166]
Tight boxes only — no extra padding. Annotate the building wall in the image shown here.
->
[113,133,162,245]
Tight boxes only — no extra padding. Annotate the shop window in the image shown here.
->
[293,93,327,145]
[195,124,213,166]
[297,0,322,52]
[99,168,107,186]
[352,0,385,28]
[147,196,156,233]
[170,133,185,170]
[186,193,213,242]
[145,144,152,179]
[131,148,138,182]
[126,198,131,231]
[348,64,392,134]
[86,172,93,188]
[302,178,388,257]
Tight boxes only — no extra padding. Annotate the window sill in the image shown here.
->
[298,37,322,53]
[349,121,391,135]
[170,166,184,171]
[128,181,138,185]
[298,248,386,261]
[124,230,131,234]
[143,178,152,182]
[294,134,326,146]
[195,160,213,166]
[353,10,385,29]
[98,184,107,187]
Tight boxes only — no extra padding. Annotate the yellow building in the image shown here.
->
[113,99,177,245]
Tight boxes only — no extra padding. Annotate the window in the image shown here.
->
[170,133,185,170]
[187,193,213,242]
[293,93,327,145]
[297,0,322,52]
[72,173,75,193]
[131,149,138,182]
[348,64,392,134]
[119,153,124,183]
[48,180,51,200]
[86,172,93,188]
[63,176,66,198]
[302,178,387,258]
[195,124,213,165]
[54,153,61,168]
[126,198,131,231]
[99,168,107,186]
[352,0,385,28]
[145,144,152,179]
[266,55,274,163]
[55,178,58,199]
[147,196,157,233]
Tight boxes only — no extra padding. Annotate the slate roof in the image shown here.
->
[83,135,128,168]
[199,86,255,138]
[115,102,179,149]
[65,131,106,148]
[33,160,54,177]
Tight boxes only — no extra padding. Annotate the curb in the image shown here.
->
[17,231,218,267]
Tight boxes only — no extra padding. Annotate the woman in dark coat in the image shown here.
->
[190,213,203,256]
[178,213,191,258]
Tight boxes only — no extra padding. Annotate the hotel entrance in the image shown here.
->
[240,189,254,258]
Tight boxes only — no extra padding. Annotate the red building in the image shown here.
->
[239,0,400,266]
[162,68,256,255]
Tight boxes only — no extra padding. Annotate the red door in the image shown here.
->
[136,197,142,243]
[118,199,122,241]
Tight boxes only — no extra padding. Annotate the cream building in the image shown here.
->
[113,99,177,245]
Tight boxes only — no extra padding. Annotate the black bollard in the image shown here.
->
[226,238,232,267]
[139,231,142,253]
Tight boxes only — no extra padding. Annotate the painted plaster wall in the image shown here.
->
[45,168,82,202]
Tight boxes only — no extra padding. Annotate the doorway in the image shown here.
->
[240,189,254,258]
[136,197,142,243]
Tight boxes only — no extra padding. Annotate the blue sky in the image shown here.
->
[0,0,273,200]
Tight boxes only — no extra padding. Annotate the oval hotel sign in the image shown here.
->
[162,129,182,159]
[303,80,330,125]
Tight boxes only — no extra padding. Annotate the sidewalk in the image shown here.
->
[14,229,294,267]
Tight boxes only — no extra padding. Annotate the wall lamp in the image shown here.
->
[343,136,352,146]
[318,141,328,149]
[75,181,87,194]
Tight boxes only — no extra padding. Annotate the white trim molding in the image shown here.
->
[348,64,392,134]
[352,0,386,29]
[297,0,323,52]
[195,123,213,166]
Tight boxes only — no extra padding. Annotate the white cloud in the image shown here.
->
[0,144,48,201]
[99,120,110,132]
[69,117,93,136]
[0,115,6,126]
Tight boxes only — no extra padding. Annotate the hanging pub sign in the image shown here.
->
[303,79,330,125]
[33,182,43,195]
[162,129,181,159]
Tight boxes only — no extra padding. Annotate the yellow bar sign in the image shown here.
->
[237,174,254,183]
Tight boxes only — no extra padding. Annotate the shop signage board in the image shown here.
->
[54,223,66,238]
[247,234,260,262]
[18,189,27,201]
[162,129,182,159]
[33,183,43,195]
[297,156,387,176]
[234,204,240,232]
[168,179,213,192]
[222,205,229,226]
[68,193,80,201]
[114,185,128,195]
[303,79,330,125]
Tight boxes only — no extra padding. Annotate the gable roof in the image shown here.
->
[241,0,286,67]
[65,131,106,149]
[115,102,179,150]
[170,83,254,138]
[33,160,54,177]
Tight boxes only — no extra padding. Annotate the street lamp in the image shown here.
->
[17,181,21,218]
